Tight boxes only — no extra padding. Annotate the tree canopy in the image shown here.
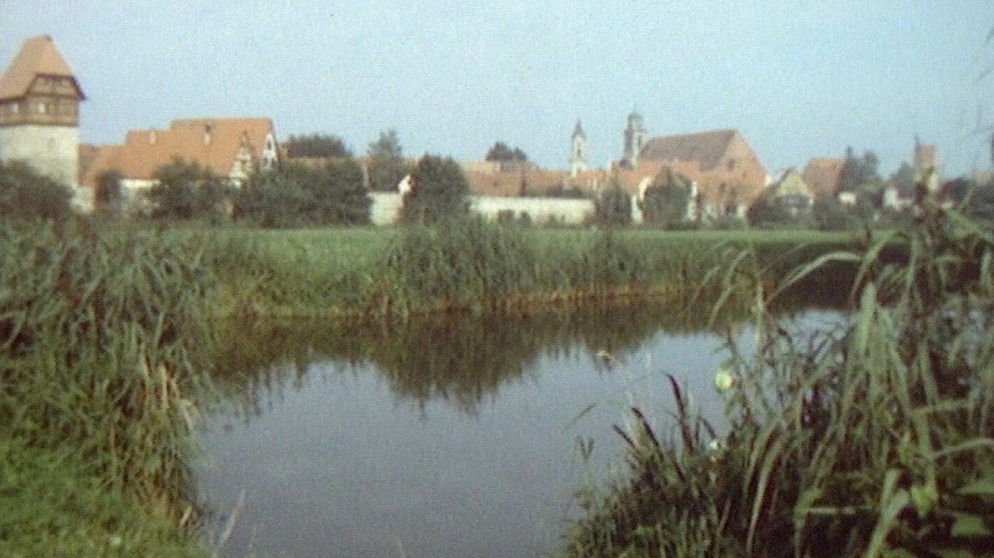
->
[367,129,412,192]
[0,160,73,221]
[146,158,231,221]
[236,159,369,228]
[638,168,694,227]
[838,146,882,193]
[484,142,528,163]
[400,154,470,224]
[283,133,352,159]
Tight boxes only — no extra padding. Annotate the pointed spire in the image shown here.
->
[572,120,586,139]
[0,35,84,101]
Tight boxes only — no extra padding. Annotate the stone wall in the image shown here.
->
[0,125,79,187]
[368,193,596,226]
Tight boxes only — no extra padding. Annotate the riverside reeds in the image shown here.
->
[562,204,994,555]
[1,221,215,556]
[205,220,852,319]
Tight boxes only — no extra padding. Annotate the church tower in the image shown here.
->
[622,111,646,168]
[570,120,587,177]
[0,35,85,187]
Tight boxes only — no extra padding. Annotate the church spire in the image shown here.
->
[570,119,587,177]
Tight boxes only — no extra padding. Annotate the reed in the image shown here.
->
[561,204,994,555]
[0,221,215,555]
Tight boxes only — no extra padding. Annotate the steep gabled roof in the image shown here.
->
[81,118,275,188]
[801,157,843,198]
[0,35,84,100]
[639,129,740,171]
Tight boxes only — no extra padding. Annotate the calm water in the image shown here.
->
[196,301,842,558]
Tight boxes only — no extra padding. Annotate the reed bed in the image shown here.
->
[0,221,215,556]
[204,221,852,319]
[561,206,994,556]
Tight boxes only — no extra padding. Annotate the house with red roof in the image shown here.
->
[82,118,279,196]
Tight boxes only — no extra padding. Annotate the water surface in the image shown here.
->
[197,301,841,557]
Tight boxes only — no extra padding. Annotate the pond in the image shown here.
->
[196,297,844,558]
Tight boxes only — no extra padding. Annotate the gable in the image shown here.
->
[639,129,738,171]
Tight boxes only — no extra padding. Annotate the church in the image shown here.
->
[569,112,768,219]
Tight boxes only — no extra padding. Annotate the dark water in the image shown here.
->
[196,299,842,558]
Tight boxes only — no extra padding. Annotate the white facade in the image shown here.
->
[0,124,79,186]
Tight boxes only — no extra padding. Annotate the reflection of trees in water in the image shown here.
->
[207,286,846,419]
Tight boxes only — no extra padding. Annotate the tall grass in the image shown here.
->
[561,205,994,555]
[205,220,852,319]
[0,221,215,555]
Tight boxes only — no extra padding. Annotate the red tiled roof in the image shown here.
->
[0,35,83,101]
[81,118,275,188]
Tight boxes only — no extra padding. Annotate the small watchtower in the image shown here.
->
[0,35,85,186]
[570,120,588,177]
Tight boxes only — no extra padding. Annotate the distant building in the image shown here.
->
[801,157,843,198]
[621,112,647,169]
[0,35,85,188]
[570,120,587,177]
[82,118,279,197]
[766,168,813,215]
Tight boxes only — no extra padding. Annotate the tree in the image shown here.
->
[237,159,370,228]
[838,146,882,193]
[366,129,412,192]
[400,154,470,224]
[309,158,370,225]
[888,161,915,196]
[638,168,693,227]
[0,160,72,220]
[95,170,124,216]
[485,142,528,163]
[593,180,632,226]
[283,133,352,159]
[146,158,231,221]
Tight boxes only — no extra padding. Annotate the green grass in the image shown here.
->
[199,222,854,318]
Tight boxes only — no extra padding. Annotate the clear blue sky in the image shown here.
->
[2,1,991,178]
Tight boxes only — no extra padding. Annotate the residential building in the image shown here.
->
[82,118,279,197]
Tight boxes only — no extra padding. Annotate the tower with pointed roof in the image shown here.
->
[0,35,85,187]
[570,120,588,177]
[622,111,646,168]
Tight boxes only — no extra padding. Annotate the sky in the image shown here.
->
[2,1,992,178]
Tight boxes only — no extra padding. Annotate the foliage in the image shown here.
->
[639,168,693,227]
[283,133,352,159]
[593,181,632,226]
[0,222,217,555]
[146,158,232,221]
[0,160,73,221]
[400,154,470,224]
[95,169,124,216]
[484,141,529,162]
[366,129,412,192]
[839,146,882,194]
[562,202,994,556]
[235,159,370,227]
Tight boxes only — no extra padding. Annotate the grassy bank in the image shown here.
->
[0,222,215,556]
[202,222,855,319]
[561,207,994,555]
[0,218,853,556]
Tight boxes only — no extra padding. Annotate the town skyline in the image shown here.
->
[1,1,991,178]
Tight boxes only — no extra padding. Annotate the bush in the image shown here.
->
[0,160,73,221]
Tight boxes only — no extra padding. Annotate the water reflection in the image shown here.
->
[197,291,847,557]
